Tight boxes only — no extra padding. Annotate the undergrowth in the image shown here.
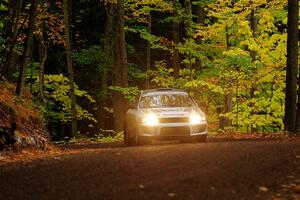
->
[53,131,124,145]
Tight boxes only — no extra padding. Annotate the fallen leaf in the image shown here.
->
[259,186,269,192]
[287,175,295,179]
[168,193,176,197]
[275,193,282,197]
[294,185,300,193]
[290,183,297,187]
[281,184,291,188]
[139,185,145,189]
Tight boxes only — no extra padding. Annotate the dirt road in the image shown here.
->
[1,140,300,200]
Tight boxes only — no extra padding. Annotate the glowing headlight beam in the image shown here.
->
[190,113,205,124]
[142,113,159,126]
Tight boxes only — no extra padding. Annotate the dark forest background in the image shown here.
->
[0,0,299,140]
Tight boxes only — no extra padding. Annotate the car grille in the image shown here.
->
[159,117,190,123]
[160,126,190,136]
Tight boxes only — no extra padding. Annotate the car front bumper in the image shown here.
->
[137,122,208,138]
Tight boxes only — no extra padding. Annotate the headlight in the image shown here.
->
[190,113,206,124]
[142,113,159,126]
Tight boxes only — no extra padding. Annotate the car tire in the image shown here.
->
[126,123,138,146]
[123,122,128,145]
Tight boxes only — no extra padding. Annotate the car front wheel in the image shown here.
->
[124,122,138,146]
[123,122,128,145]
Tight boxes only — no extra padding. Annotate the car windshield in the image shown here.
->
[139,93,194,108]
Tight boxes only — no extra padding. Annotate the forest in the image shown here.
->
[0,0,299,141]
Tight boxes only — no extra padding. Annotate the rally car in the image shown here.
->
[124,88,208,146]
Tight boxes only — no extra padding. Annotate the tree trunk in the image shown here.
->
[97,9,112,130]
[220,25,233,130]
[110,4,121,131]
[15,0,38,96]
[63,0,77,138]
[145,15,151,89]
[0,0,23,78]
[38,35,47,104]
[196,5,205,25]
[235,77,239,130]
[195,5,205,73]
[110,0,128,131]
[184,0,192,37]
[172,0,180,80]
[225,85,233,125]
[250,6,258,133]
[285,0,299,133]
[250,8,257,61]
[118,0,128,88]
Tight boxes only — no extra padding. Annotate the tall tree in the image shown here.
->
[123,0,172,87]
[96,7,112,130]
[249,2,258,133]
[63,0,77,137]
[195,3,205,73]
[109,0,128,131]
[285,0,299,133]
[38,35,47,104]
[1,0,24,79]
[184,0,192,36]
[145,15,151,89]
[172,0,180,80]
[16,0,38,96]
[286,0,299,133]
[220,25,233,130]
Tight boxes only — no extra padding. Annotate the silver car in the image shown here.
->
[124,88,208,146]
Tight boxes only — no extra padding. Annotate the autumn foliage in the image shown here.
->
[0,80,48,147]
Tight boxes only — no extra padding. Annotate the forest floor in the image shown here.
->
[0,82,49,150]
[1,139,300,200]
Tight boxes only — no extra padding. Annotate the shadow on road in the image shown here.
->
[58,142,126,150]
[58,137,279,150]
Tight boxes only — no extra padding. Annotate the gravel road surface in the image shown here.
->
[1,140,300,200]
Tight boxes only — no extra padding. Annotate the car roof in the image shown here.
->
[141,88,188,96]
